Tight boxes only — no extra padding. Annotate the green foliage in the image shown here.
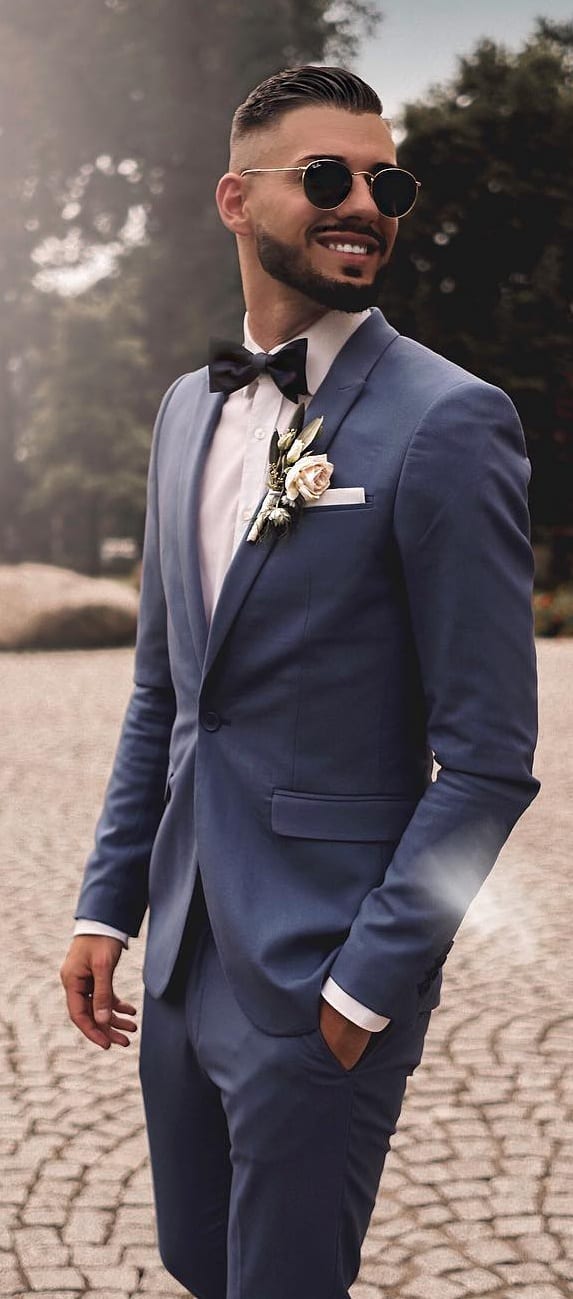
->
[2,8,570,569]
[381,19,573,533]
[23,279,150,572]
[0,0,379,567]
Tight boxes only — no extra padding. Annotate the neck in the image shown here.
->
[239,252,328,349]
[246,299,327,351]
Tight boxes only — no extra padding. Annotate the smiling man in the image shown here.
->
[62,66,539,1299]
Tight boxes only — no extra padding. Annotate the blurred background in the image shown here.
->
[0,0,571,633]
[1,12,572,1295]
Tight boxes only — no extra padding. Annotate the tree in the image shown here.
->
[23,278,150,573]
[381,20,573,537]
[0,0,379,562]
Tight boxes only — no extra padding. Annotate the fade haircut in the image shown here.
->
[231,65,383,155]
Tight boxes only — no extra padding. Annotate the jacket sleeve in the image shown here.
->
[327,380,540,1024]
[74,375,186,934]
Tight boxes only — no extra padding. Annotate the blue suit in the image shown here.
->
[76,309,539,1297]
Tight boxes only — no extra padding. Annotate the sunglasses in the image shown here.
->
[240,157,421,219]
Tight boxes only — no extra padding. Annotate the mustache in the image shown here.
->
[310,223,387,253]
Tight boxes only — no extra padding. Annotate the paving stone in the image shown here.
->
[493,1214,546,1236]
[444,1180,494,1200]
[15,1227,69,1267]
[547,1217,573,1237]
[497,1264,556,1284]
[450,1267,502,1292]
[553,1259,573,1280]
[120,1245,159,1267]
[497,1289,569,1299]
[82,1265,139,1289]
[464,1238,519,1265]
[402,1277,466,1299]
[544,1195,573,1214]
[25,1268,85,1290]
[417,1205,455,1225]
[517,1235,561,1263]
[412,1246,468,1274]
[454,1199,494,1220]
[136,1270,188,1293]
[63,1210,114,1245]
[82,1292,136,1299]
[13,1293,82,1299]
[21,1206,70,1227]
[0,1272,24,1294]
[490,1193,539,1215]
[447,1223,495,1241]
[358,1262,403,1286]
[70,1245,123,1268]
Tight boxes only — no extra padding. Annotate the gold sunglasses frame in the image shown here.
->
[239,158,421,218]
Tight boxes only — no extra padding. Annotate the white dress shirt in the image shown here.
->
[75,307,390,1033]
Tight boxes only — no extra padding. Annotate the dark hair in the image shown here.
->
[231,65,382,145]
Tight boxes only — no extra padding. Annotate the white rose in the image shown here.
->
[284,454,334,502]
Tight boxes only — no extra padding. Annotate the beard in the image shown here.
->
[255,228,389,312]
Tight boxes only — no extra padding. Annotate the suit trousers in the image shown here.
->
[139,873,432,1299]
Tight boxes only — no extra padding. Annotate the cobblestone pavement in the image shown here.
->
[0,640,571,1299]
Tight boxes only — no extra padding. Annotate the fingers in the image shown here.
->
[60,938,137,1050]
[65,983,138,1049]
[65,974,113,1050]
[92,952,115,1029]
[113,997,137,1016]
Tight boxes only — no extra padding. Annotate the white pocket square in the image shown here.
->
[305,486,366,507]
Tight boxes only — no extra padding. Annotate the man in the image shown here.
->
[61,65,539,1299]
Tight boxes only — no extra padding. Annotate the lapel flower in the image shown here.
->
[284,454,333,501]
[247,403,332,543]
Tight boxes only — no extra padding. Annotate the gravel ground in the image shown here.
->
[0,640,571,1299]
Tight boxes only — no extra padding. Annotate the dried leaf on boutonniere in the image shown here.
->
[247,403,331,544]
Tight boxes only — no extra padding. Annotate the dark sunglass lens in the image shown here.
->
[372,169,418,217]
[303,160,352,209]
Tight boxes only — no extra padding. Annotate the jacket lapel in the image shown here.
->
[177,387,225,670]
[199,309,398,688]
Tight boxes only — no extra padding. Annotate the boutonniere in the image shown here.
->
[247,403,333,544]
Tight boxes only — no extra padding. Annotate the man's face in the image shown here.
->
[238,105,399,312]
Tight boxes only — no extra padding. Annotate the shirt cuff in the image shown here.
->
[74,919,129,948]
[321,977,391,1031]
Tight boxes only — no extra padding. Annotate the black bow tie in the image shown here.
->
[208,337,308,405]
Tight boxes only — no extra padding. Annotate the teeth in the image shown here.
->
[325,242,369,254]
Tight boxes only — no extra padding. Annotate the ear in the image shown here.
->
[216,173,252,237]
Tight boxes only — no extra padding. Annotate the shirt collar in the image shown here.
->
[243,308,371,398]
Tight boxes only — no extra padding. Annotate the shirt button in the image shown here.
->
[253,427,266,440]
[242,507,253,521]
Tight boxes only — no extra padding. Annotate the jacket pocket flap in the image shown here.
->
[271,789,418,841]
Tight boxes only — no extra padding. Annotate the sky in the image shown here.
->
[356,0,572,125]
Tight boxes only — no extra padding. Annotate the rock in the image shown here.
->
[0,563,139,650]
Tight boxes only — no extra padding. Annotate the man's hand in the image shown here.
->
[319,998,372,1070]
[60,936,137,1050]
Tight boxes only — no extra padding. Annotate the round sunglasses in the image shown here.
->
[240,157,421,219]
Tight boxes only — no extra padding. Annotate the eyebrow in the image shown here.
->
[295,153,398,170]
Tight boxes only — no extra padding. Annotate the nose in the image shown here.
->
[335,172,398,250]
[337,172,381,221]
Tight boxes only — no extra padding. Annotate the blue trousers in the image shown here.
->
[139,876,432,1299]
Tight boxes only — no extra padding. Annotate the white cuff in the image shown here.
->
[321,977,390,1031]
[74,919,129,948]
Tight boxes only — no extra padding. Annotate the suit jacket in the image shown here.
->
[76,308,540,1034]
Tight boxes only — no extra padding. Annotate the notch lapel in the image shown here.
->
[199,310,398,689]
[177,386,225,670]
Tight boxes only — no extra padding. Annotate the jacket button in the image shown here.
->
[202,709,221,731]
